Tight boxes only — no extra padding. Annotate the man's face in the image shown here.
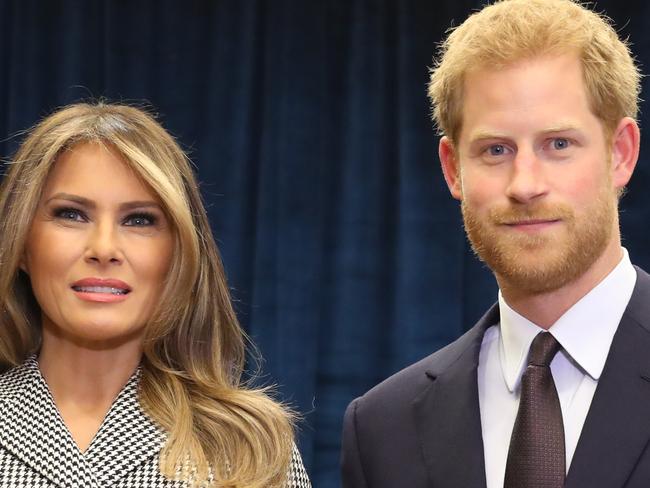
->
[440,54,634,294]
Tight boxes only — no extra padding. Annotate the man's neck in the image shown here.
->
[498,241,624,329]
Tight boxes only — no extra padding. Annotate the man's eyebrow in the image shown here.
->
[44,193,161,211]
[467,131,509,143]
[539,125,581,134]
[468,126,581,142]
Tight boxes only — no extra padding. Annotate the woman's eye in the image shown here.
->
[124,213,156,226]
[552,138,570,150]
[54,207,85,222]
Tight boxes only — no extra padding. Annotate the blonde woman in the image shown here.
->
[0,103,311,487]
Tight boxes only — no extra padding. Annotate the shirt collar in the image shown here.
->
[499,248,636,392]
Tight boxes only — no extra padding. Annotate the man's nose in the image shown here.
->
[84,221,123,265]
[505,150,549,203]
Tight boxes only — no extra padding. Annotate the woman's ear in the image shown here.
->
[19,255,28,275]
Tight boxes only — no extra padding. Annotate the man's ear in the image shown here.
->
[611,117,640,190]
[439,136,462,200]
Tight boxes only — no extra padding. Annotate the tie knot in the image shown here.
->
[528,332,561,367]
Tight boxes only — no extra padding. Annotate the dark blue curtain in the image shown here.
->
[2,1,650,486]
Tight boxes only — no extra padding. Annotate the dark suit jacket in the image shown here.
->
[341,267,650,488]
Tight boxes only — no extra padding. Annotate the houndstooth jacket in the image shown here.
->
[0,357,311,488]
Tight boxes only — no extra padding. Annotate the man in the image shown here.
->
[341,1,648,487]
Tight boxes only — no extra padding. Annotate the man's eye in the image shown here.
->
[487,144,507,156]
[124,213,156,226]
[552,138,570,150]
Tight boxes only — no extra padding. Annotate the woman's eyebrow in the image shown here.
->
[119,201,161,211]
[45,193,93,207]
[44,193,161,211]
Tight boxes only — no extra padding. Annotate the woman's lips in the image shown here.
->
[70,278,131,303]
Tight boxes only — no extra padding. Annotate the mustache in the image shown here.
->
[487,203,574,225]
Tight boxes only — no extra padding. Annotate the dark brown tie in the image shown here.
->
[504,332,565,488]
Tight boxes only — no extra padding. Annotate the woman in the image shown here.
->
[0,103,311,487]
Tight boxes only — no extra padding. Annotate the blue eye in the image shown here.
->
[552,138,570,150]
[488,144,506,156]
[124,213,156,226]
[54,207,85,222]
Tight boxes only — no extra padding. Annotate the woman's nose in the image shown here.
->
[84,221,123,265]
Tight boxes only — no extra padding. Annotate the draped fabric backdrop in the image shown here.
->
[1,1,649,486]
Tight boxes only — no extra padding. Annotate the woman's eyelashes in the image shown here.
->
[51,206,157,227]
[53,206,86,222]
[123,212,157,227]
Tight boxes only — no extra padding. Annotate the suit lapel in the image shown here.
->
[0,357,98,487]
[413,305,498,488]
[84,368,166,485]
[566,268,650,487]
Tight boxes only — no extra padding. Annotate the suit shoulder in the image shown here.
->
[354,324,485,415]
[347,304,498,421]
[625,265,650,332]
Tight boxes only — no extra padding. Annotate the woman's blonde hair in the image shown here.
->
[428,0,641,145]
[0,102,295,487]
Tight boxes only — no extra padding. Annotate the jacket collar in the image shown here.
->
[565,266,650,487]
[413,304,498,488]
[0,357,166,487]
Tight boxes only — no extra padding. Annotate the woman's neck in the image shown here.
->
[37,330,143,452]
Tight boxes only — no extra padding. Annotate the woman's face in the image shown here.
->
[22,142,174,349]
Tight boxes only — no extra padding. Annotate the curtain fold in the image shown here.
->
[1,1,649,486]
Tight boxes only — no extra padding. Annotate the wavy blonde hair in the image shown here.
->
[428,0,641,144]
[0,102,295,487]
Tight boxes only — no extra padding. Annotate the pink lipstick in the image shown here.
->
[71,278,132,303]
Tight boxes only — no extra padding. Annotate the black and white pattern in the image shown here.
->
[0,357,311,487]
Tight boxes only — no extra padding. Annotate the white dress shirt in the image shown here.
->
[478,249,637,488]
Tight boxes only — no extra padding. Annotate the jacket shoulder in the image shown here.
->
[627,266,650,331]
[0,357,39,400]
[341,314,494,488]
[356,316,492,416]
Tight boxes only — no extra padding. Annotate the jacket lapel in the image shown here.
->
[84,368,166,485]
[0,357,98,487]
[413,305,498,488]
[565,267,650,487]
[0,358,166,487]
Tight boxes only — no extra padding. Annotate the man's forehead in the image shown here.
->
[456,54,595,141]
[462,51,583,83]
